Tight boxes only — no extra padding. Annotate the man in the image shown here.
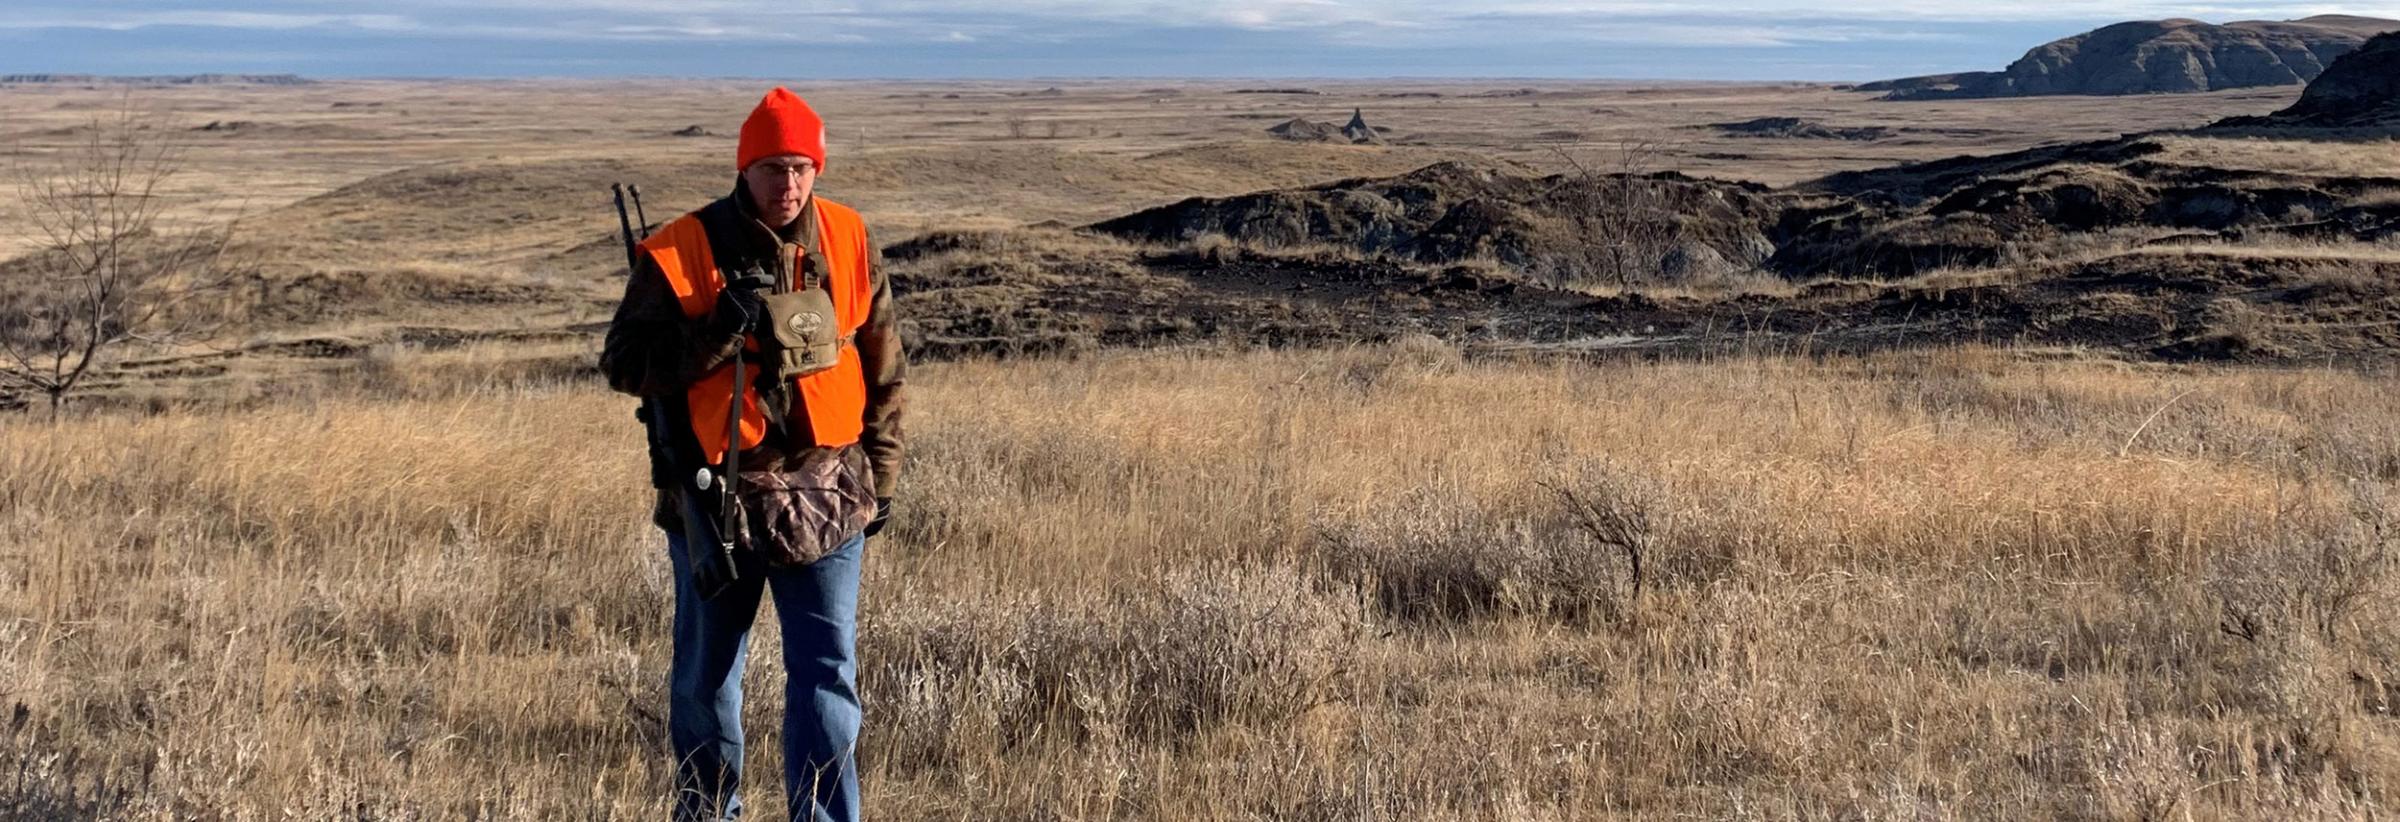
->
[601,87,905,822]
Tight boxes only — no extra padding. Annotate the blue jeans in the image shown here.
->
[665,530,865,822]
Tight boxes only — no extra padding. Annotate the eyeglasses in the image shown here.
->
[746,161,816,183]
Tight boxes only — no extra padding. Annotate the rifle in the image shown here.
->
[614,183,741,599]
[628,184,651,243]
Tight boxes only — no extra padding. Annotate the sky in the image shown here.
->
[3,2,2397,81]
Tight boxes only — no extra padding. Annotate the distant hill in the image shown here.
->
[1863,15,2398,100]
[0,74,310,86]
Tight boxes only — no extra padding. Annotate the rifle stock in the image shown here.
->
[616,183,739,595]
[640,401,731,560]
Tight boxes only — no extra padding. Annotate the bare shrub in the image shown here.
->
[2212,493,2400,713]
[1315,461,1671,624]
[1,102,250,417]
[0,714,165,820]
[1336,333,1460,392]
[2179,492,2400,811]
[2087,724,2207,822]
[2193,296,2285,357]
[1543,136,1684,289]
[1187,230,1240,264]
[1544,462,1663,599]
[350,340,421,394]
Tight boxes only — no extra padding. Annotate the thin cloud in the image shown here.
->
[6,0,2398,78]
[0,11,419,32]
[14,1,2398,40]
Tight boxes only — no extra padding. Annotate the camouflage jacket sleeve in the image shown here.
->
[599,255,744,400]
[856,238,907,499]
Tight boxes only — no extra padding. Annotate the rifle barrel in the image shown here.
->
[610,183,640,273]
[629,184,652,240]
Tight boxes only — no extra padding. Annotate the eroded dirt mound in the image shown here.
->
[1711,117,1891,141]
[1697,251,2400,362]
[1266,119,1340,141]
[1088,162,1785,285]
[1092,139,2400,285]
[883,226,2400,365]
[1266,110,1386,144]
[1923,162,2397,232]
[1791,135,2400,273]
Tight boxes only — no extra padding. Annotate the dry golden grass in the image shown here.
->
[2149,134,2400,178]
[2124,239,2400,264]
[6,344,2399,819]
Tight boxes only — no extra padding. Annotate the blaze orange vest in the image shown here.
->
[637,198,873,464]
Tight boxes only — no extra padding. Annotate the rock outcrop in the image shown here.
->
[1863,16,2398,100]
[2216,30,2400,128]
[1342,109,1383,144]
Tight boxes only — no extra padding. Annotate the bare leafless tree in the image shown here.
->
[1547,134,1678,289]
[1,103,248,417]
[1598,135,1671,286]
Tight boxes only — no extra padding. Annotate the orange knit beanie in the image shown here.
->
[736,87,827,173]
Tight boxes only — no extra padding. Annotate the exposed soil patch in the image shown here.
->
[1711,118,1893,141]
[884,225,2400,365]
[1088,162,1784,286]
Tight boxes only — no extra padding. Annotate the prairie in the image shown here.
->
[5,74,2400,820]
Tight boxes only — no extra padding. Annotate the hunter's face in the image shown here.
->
[742,155,816,228]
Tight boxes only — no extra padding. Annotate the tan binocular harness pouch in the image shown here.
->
[761,287,841,380]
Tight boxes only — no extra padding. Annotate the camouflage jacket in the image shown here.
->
[599,179,907,528]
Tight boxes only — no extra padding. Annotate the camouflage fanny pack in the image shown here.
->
[734,447,877,567]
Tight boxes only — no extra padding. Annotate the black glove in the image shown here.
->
[865,497,893,538]
[708,284,768,339]
[689,540,739,601]
[676,491,742,601]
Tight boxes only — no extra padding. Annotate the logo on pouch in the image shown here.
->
[788,311,824,338]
